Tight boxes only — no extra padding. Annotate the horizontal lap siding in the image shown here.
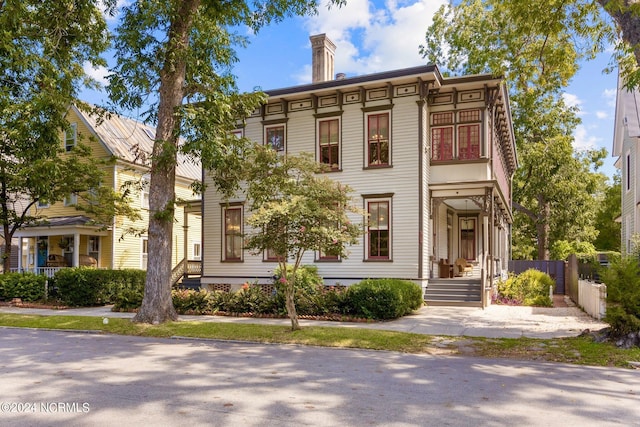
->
[202,95,423,285]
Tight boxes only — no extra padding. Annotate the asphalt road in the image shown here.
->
[1,328,638,426]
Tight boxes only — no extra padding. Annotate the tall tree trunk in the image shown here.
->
[599,0,640,67]
[133,0,201,324]
[284,281,300,331]
[536,196,551,260]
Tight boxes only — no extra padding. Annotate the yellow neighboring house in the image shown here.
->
[13,105,202,280]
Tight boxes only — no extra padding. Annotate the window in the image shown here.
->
[37,200,49,209]
[192,242,201,260]
[65,123,77,152]
[319,118,340,170]
[431,109,482,161]
[458,124,480,160]
[265,125,285,153]
[223,206,243,261]
[366,199,391,260]
[626,152,631,192]
[265,222,284,261]
[141,175,150,209]
[431,127,453,161]
[88,236,99,264]
[64,193,77,207]
[141,238,148,269]
[367,113,390,166]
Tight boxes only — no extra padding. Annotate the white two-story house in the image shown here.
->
[613,75,640,253]
[201,34,517,306]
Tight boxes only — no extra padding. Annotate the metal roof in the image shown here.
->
[72,106,201,182]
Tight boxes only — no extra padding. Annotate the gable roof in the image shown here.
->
[70,105,201,182]
[613,73,640,157]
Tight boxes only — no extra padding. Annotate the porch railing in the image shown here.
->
[170,259,202,286]
[10,267,65,279]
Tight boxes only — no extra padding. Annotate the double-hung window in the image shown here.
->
[365,197,391,260]
[65,123,77,152]
[318,118,340,170]
[367,112,390,166]
[223,205,243,261]
[265,125,285,153]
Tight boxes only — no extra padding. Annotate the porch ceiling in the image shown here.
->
[14,215,110,237]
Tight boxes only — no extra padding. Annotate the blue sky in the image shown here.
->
[82,0,619,180]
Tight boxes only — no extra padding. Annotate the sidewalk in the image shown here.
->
[0,296,608,339]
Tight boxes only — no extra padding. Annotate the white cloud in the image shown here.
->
[573,124,600,151]
[596,111,608,119]
[562,92,582,109]
[83,62,109,86]
[300,0,448,82]
[602,87,617,108]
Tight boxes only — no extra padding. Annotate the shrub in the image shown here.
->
[496,269,553,307]
[0,272,47,302]
[345,278,423,320]
[52,268,146,307]
[172,289,212,315]
[218,283,273,314]
[601,256,640,337]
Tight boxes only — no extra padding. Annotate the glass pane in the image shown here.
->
[378,202,389,228]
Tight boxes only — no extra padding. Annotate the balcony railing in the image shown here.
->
[10,267,65,278]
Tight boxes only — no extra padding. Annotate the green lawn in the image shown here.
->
[1,313,638,368]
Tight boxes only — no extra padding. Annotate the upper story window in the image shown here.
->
[431,109,482,162]
[318,118,340,170]
[64,193,77,207]
[65,123,77,152]
[223,205,243,261]
[367,112,390,167]
[265,125,285,153]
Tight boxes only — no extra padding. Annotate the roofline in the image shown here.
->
[265,64,442,97]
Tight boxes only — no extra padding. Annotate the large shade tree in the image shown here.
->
[421,0,615,259]
[0,0,131,272]
[107,0,345,324]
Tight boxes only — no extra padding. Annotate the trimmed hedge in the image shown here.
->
[345,278,423,320]
[51,268,146,307]
[0,272,47,302]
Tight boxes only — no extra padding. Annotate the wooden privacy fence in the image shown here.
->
[508,260,566,294]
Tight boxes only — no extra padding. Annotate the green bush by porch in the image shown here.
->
[496,269,554,307]
[0,272,47,302]
[51,268,146,307]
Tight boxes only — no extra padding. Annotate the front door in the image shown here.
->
[36,237,48,268]
[460,217,476,260]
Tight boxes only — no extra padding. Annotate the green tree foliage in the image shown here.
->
[0,0,134,272]
[108,0,344,324]
[601,256,640,337]
[241,147,362,330]
[421,0,611,259]
[594,173,621,252]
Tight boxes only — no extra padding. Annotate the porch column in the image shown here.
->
[17,237,23,271]
[73,232,80,267]
[184,206,189,263]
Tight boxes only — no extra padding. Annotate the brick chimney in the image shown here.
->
[310,34,336,83]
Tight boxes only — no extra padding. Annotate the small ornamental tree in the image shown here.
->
[242,146,362,330]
